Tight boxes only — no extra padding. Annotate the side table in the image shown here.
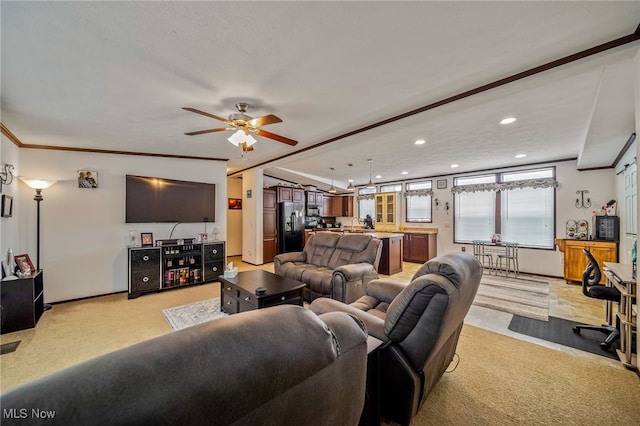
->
[1,270,44,334]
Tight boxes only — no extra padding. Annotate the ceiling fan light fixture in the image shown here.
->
[244,133,257,147]
[227,129,246,146]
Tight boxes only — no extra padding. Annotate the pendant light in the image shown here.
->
[329,167,337,193]
[346,180,354,191]
[366,159,375,189]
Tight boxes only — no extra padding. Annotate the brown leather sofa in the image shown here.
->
[274,232,382,303]
[310,251,483,426]
[0,305,368,426]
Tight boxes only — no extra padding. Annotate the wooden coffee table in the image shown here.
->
[219,270,305,315]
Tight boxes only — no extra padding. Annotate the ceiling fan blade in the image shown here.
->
[255,129,298,146]
[249,114,282,127]
[184,128,228,136]
[182,107,229,123]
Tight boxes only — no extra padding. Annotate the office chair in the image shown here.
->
[572,249,620,349]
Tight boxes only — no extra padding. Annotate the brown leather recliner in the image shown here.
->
[274,232,382,303]
[310,251,483,426]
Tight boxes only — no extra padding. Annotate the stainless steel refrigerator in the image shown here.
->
[278,202,305,253]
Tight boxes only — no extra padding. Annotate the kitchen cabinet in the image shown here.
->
[403,233,437,263]
[306,191,323,206]
[277,186,304,203]
[322,195,332,216]
[556,239,618,284]
[322,196,354,217]
[378,235,403,275]
[375,192,397,230]
[263,189,277,263]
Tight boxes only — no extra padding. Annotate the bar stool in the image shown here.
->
[472,240,493,273]
[496,243,519,277]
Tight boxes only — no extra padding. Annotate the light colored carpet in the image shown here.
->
[161,298,228,330]
[413,324,640,425]
[473,274,549,321]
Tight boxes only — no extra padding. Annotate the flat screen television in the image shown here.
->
[125,175,215,223]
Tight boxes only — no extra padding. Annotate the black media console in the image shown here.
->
[128,240,225,299]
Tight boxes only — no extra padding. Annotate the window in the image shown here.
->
[454,175,496,241]
[405,181,433,223]
[380,183,402,193]
[454,168,556,248]
[357,187,376,220]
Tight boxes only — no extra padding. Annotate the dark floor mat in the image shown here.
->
[508,315,621,360]
[1,341,21,355]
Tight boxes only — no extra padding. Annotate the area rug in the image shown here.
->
[161,298,228,331]
[473,274,549,321]
[508,315,620,360]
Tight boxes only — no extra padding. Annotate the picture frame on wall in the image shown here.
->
[77,170,98,188]
[14,254,35,273]
[228,198,242,210]
[437,179,447,189]
[1,194,13,217]
[141,233,154,247]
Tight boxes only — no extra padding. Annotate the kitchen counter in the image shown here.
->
[399,227,438,234]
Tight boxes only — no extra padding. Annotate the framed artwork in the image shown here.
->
[228,198,242,210]
[141,232,154,247]
[437,179,447,189]
[1,194,13,217]
[15,254,35,273]
[77,170,98,188]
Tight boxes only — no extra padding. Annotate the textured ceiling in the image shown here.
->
[1,2,639,192]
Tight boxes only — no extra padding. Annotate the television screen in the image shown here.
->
[125,175,216,223]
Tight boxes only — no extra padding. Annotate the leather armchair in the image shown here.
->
[275,232,382,303]
[310,251,483,425]
[0,305,368,426]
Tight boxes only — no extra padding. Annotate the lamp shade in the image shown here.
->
[19,177,57,190]
[227,130,246,146]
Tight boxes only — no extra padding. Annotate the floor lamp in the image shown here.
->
[19,177,57,310]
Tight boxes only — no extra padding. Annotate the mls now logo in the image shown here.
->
[3,408,56,419]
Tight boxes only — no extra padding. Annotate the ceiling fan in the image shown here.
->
[183,102,298,152]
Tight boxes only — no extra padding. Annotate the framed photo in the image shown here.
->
[77,170,98,188]
[1,194,13,218]
[14,254,35,273]
[141,233,154,247]
[437,179,447,189]
[228,198,242,210]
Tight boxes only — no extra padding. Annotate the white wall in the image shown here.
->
[241,168,263,265]
[3,146,227,303]
[226,176,243,256]
[0,136,21,266]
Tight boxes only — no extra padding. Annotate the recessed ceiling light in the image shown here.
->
[401,171,408,175]
[500,117,517,125]
[376,175,382,179]
[415,139,426,145]
[515,153,527,158]
[450,164,459,168]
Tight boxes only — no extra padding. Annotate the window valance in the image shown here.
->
[356,194,375,201]
[451,178,558,194]
[402,189,434,197]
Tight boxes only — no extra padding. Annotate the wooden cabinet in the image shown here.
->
[306,191,318,205]
[263,189,277,263]
[375,192,397,230]
[378,235,403,275]
[1,270,44,334]
[277,186,304,203]
[556,239,618,284]
[403,233,437,263]
[322,195,331,216]
[322,196,354,217]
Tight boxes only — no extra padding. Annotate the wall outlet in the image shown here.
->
[461,246,466,252]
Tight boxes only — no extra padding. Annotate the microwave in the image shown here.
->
[306,206,320,217]
[595,216,619,242]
